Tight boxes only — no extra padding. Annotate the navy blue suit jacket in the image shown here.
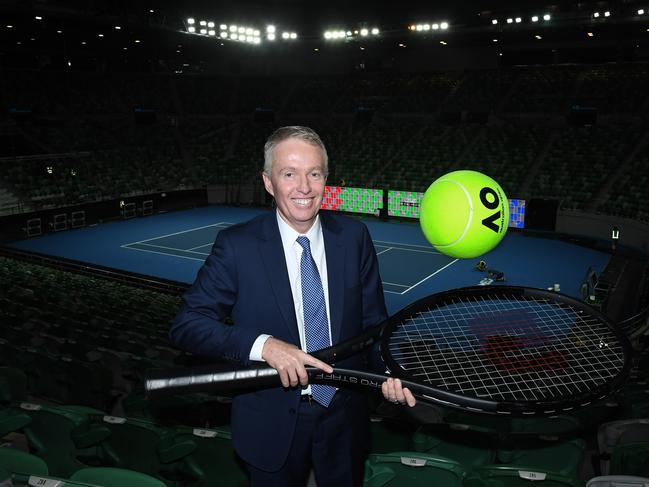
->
[170,210,388,471]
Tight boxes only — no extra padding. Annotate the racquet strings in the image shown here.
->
[387,291,627,403]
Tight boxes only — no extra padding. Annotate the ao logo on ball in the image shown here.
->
[419,170,509,259]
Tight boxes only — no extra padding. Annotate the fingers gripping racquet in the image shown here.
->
[146,286,631,416]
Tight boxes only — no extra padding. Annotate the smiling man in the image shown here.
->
[170,126,414,487]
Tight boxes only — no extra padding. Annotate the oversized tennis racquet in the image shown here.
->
[146,286,631,416]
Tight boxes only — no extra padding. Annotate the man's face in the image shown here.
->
[263,138,327,234]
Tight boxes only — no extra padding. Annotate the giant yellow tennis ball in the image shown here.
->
[420,170,509,259]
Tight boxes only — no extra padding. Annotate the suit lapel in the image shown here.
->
[258,213,300,345]
[321,213,345,345]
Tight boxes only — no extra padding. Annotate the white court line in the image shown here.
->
[120,245,207,261]
[373,240,435,251]
[122,222,234,246]
[400,258,459,294]
[382,281,409,288]
[375,247,393,256]
[188,243,213,251]
[124,242,209,256]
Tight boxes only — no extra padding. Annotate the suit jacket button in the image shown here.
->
[289,408,296,415]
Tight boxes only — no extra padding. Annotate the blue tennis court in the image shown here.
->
[7,205,611,314]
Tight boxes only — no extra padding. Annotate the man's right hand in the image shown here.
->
[261,337,334,388]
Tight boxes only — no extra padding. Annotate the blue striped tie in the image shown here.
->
[297,236,336,407]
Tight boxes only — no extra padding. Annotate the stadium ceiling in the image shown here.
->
[1,0,649,69]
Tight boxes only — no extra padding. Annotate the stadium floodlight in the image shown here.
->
[220,31,228,38]
[57,30,62,33]
[324,31,331,39]
[199,20,206,26]
[439,40,447,45]
[208,30,215,36]
[6,25,12,28]
[220,24,227,30]
[254,29,260,36]
[531,15,539,22]
[200,28,207,34]
[290,32,297,39]
[535,34,542,39]
[587,31,594,36]
[493,38,498,42]
[415,24,423,31]
[371,27,379,35]
[604,11,610,17]
[231,33,238,40]
[254,37,261,44]
[35,16,42,20]
[346,30,352,36]
[238,27,245,34]
[230,25,237,32]
[432,23,439,30]
[282,32,290,39]
[135,39,141,43]
[188,26,196,32]
[492,19,498,25]
[423,24,430,30]
[360,28,369,36]
[639,9,645,15]
[115,25,121,30]
[543,14,551,20]
[246,35,253,42]
[506,18,513,23]
[593,12,600,18]
[267,25,276,33]
[187,18,195,24]
[207,21,214,28]
[408,24,415,30]
[440,22,448,29]
[246,27,253,35]
[268,33,276,40]
[98,33,104,37]
[515,17,522,23]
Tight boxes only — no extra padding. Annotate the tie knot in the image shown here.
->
[296,236,311,253]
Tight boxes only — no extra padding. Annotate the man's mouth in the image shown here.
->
[293,198,312,206]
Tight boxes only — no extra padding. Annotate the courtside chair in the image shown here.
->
[586,476,649,487]
[364,451,468,487]
[598,418,649,477]
[70,467,167,487]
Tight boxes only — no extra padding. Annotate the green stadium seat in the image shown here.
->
[411,426,496,468]
[364,451,467,487]
[18,403,110,478]
[369,417,417,454]
[0,447,48,477]
[172,424,248,486]
[497,439,586,479]
[466,465,582,487]
[71,467,167,487]
[90,414,200,483]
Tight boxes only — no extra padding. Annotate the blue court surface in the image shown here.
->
[7,205,611,314]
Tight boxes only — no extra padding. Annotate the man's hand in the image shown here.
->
[381,377,417,407]
[262,337,334,388]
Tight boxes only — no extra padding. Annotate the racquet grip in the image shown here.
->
[145,365,280,398]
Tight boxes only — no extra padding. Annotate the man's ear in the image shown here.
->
[262,172,274,197]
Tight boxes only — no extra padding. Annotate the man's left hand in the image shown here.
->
[381,377,416,407]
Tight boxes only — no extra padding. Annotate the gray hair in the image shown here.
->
[263,126,328,176]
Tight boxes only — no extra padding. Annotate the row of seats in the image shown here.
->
[3,64,649,115]
[5,117,648,223]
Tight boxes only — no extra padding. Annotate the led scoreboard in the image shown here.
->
[387,190,525,228]
[321,186,383,216]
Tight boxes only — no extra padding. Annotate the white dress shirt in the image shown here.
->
[249,211,333,370]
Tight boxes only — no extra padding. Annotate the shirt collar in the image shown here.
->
[275,211,322,249]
